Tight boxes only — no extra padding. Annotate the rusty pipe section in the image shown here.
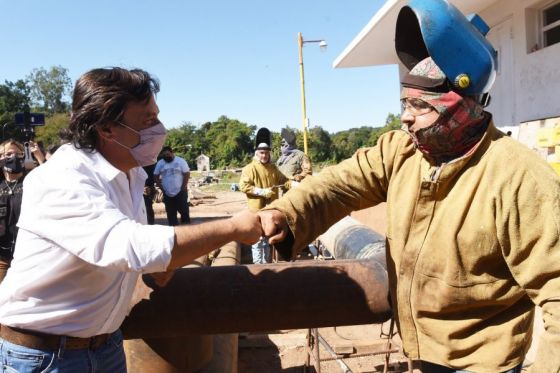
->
[121,259,391,339]
[124,242,243,373]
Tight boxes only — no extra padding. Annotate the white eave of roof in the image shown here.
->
[333,0,494,68]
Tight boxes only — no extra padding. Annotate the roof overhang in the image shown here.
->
[334,0,495,68]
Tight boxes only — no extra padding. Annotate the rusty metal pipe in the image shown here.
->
[124,242,243,373]
[199,241,241,373]
[121,259,391,339]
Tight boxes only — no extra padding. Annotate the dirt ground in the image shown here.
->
[155,189,540,373]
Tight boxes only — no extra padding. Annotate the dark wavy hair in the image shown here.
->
[61,67,160,151]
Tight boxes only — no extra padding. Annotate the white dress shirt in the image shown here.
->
[0,144,175,337]
[154,156,190,197]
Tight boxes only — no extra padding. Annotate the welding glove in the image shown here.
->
[254,187,273,199]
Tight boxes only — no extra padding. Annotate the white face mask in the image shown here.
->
[114,122,167,167]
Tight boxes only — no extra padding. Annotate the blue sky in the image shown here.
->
[0,0,400,134]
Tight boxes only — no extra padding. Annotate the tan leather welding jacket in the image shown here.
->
[266,123,560,373]
[240,159,288,212]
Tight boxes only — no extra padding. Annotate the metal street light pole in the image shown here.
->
[297,32,326,155]
[2,123,10,141]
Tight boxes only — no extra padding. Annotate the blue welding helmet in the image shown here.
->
[395,0,497,96]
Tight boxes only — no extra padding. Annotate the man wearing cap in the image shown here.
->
[240,128,290,264]
[276,128,312,182]
[257,1,560,372]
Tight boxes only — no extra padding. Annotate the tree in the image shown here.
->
[164,116,255,169]
[165,123,201,165]
[307,126,332,163]
[0,80,31,114]
[35,112,70,147]
[0,79,33,141]
[27,66,72,114]
[368,113,401,146]
[204,116,255,168]
[331,126,375,161]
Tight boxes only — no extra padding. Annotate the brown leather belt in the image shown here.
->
[0,324,110,351]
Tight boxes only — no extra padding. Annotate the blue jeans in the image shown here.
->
[420,361,522,373]
[252,238,271,264]
[0,329,126,372]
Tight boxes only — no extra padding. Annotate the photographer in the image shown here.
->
[0,140,26,282]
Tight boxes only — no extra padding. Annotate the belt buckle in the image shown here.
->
[89,334,107,350]
[89,335,99,350]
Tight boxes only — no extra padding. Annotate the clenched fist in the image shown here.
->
[229,210,263,244]
[257,209,289,245]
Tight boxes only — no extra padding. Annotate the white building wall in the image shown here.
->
[480,0,560,128]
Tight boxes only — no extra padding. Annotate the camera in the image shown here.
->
[14,110,46,169]
[14,111,45,142]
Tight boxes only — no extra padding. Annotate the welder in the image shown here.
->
[259,1,560,372]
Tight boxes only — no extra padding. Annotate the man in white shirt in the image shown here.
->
[154,146,191,225]
[0,67,262,372]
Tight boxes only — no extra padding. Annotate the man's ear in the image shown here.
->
[96,123,115,141]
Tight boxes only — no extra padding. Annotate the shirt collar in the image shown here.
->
[59,144,147,183]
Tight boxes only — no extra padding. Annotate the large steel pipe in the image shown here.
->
[124,253,215,373]
[121,259,391,339]
[319,216,386,264]
[124,242,243,373]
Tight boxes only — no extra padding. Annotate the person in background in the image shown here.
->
[258,1,560,372]
[143,163,156,225]
[240,127,290,264]
[276,127,312,182]
[0,67,262,372]
[0,140,26,283]
[154,146,191,225]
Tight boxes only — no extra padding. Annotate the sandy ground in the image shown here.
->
[155,190,540,372]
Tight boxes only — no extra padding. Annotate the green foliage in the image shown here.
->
[166,123,201,163]
[0,80,31,114]
[204,116,255,168]
[308,126,333,162]
[35,112,70,147]
[331,126,375,161]
[0,79,33,141]
[368,113,401,146]
[27,66,72,114]
[164,116,256,169]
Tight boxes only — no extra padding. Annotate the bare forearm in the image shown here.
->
[169,211,261,269]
